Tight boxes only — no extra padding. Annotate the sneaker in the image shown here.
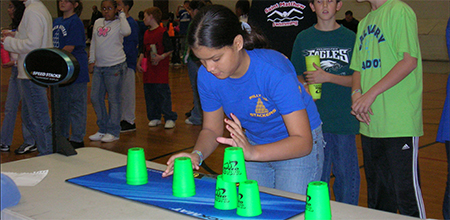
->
[120,120,136,132]
[89,132,105,141]
[185,118,194,125]
[0,144,10,152]
[148,119,162,127]
[101,133,119,143]
[14,143,37,155]
[164,120,176,129]
[70,141,85,149]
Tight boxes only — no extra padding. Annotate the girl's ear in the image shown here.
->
[233,34,244,51]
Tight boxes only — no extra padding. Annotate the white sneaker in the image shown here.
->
[164,120,176,129]
[148,119,162,127]
[185,118,194,125]
[89,132,105,141]
[101,133,119,143]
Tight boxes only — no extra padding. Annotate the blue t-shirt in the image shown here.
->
[52,14,89,83]
[198,49,321,145]
[123,16,139,71]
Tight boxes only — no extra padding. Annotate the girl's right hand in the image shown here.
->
[162,152,201,177]
[88,63,95,73]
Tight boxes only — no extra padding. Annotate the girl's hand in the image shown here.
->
[216,113,257,161]
[88,63,95,74]
[162,152,201,177]
[304,63,329,84]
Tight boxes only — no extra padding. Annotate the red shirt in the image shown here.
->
[143,26,171,84]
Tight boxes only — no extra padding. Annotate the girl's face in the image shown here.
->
[59,0,76,14]
[101,1,117,21]
[7,2,15,19]
[191,35,247,79]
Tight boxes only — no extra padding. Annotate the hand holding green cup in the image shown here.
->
[305,55,322,100]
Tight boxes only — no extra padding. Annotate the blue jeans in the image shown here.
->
[321,133,360,205]
[245,125,325,194]
[143,83,177,121]
[1,67,33,146]
[57,82,87,143]
[90,62,126,137]
[444,141,450,220]
[18,79,52,155]
[121,68,136,124]
[187,60,202,124]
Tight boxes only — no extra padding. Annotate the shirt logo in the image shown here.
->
[249,95,277,117]
[97,26,111,37]
[265,1,306,27]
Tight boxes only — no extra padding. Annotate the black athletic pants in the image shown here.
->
[361,135,426,219]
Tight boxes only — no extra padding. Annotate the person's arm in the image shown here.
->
[162,108,225,177]
[217,110,312,161]
[118,12,131,37]
[61,45,75,53]
[3,11,44,54]
[304,63,353,87]
[351,52,417,122]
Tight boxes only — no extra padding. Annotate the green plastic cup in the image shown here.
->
[214,175,238,210]
[126,147,148,185]
[222,147,247,183]
[305,181,331,220]
[172,157,196,197]
[236,180,262,217]
[305,55,322,100]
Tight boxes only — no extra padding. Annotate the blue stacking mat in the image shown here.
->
[66,166,306,219]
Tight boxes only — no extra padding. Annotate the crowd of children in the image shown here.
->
[1,0,449,219]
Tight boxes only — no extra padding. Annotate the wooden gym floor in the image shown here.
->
[1,60,449,219]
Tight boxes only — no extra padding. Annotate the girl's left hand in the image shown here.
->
[216,113,257,161]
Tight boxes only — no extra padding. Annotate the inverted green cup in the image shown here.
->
[173,157,196,197]
[236,180,262,217]
[222,147,247,183]
[214,175,238,210]
[305,55,322,100]
[305,181,331,220]
[126,147,148,185]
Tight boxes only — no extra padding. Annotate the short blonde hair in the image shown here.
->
[144,7,162,23]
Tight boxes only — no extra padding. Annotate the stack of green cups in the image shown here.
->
[305,55,322,100]
[213,147,261,216]
[126,147,148,185]
[305,181,332,220]
[173,157,196,197]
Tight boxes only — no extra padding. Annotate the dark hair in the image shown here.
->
[187,5,269,50]
[189,0,205,11]
[122,0,133,10]
[138,11,144,20]
[101,0,117,9]
[10,0,25,29]
[57,0,83,17]
[235,0,249,15]
[345,10,353,16]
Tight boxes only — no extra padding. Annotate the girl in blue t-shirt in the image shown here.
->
[162,5,324,195]
[52,0,89,149]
